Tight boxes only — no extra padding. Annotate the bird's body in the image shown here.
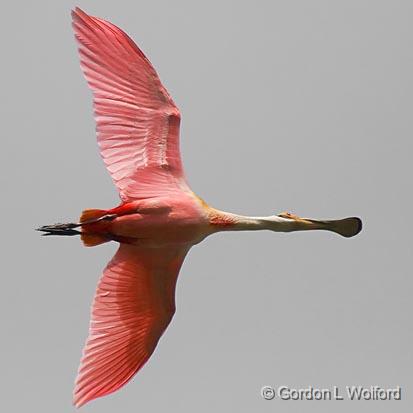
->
[38,8,362,407]
[83,195,210,247]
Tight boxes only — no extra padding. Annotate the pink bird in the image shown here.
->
[38,8,362,407]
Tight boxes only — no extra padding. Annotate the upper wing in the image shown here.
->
[71,8,189,201]
[73,243,190,407]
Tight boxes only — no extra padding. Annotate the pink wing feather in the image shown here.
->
[73,244,189,407]
[71,8,189,201]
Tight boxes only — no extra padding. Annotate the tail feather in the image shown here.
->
[80,209,108,223]
[38,208,114,246]
[79,208,113,247]
[81,233,110,247]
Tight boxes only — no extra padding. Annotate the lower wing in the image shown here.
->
[73,243,190,407]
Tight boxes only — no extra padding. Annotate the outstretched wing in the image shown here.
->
[71,8,190,201]
[73,244,190,407]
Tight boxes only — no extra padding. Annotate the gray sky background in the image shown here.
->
[1,1,412,412]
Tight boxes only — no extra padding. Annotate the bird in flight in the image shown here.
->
[38,7,362,408]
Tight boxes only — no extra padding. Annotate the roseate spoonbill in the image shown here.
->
[37,8,362,407]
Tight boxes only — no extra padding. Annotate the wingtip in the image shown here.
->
[71,7,82,25]
[71,7,79,19]
[71,7,92,23]
[72,384,115,409]
[72,6,84,16]
[72,396,86,409]
[73,387,93,409]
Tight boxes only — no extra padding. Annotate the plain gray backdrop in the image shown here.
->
[1,0,412,412]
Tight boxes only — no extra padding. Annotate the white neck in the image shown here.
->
[236,214,294,231]
[206,208,362,238]
[209,210,305,233]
